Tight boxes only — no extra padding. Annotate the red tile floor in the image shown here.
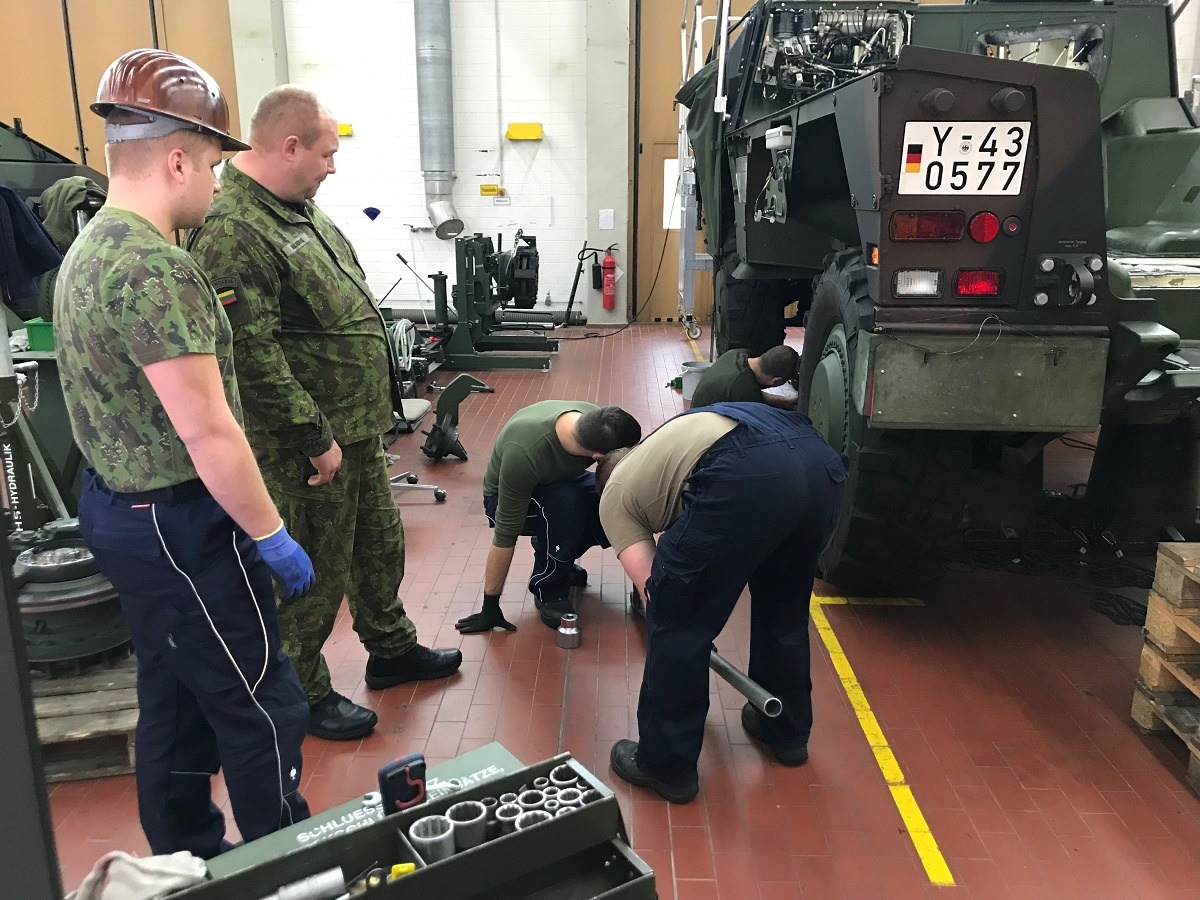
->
[49,324,1200,898]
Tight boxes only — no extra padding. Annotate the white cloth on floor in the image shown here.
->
[67,851,207,900]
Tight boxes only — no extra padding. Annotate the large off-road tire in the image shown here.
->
[713,252,787,357]
[800,250,970,594]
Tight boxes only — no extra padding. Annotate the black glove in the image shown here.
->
[629,586,646,618]
[455,593,517,633]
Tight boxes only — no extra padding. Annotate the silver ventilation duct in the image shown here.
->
[414,0,465,240]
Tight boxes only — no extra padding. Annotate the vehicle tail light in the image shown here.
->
[889,211,965,241]
[893,269,943,298]
[955,269,1003,297]
[968,212,1000,243]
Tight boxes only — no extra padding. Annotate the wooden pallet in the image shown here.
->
[1144,590,1200,660]
[1152,543,1200,608]
[31,656,138,782]
[1132,682,1200,795]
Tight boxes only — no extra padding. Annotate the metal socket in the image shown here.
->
[517,789,545,811]
[579,789,602,805]
[542,785,560,799]
[548,764,579,788]
[480,795,499,817]
[557,612,582,649]
[543,800,561,814]
[533,776,550,790]
[555,806,575,817]
[557,787,583,807]
[495,803,522,836]
[499,792,517,805]
[447,800,487,850]
[515,809,552,831]
[409,814,455,863]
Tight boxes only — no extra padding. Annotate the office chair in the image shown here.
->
[387,397,447,501]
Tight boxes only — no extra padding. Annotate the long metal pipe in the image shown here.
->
[709,649,782,717]
[384,306,585,326]
[414,0,465,240]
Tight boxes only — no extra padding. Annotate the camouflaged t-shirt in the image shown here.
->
[54,206,241,493]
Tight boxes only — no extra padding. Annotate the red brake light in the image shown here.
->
[889,211,965,242]
[955,269,1003,297]
[969,212,1000,243]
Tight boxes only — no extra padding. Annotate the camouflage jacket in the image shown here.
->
[54,206,241,493]
[187,161,397,457]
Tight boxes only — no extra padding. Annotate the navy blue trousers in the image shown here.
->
[484,472,608,603]
[636,409,846,779]
[79,470,310,857]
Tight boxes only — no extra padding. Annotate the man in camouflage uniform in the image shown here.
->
[189,86,461,741]
[57,50,313,857]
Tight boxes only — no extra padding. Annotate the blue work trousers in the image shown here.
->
[636,405,846,779]
[79,470,310,857]
[484,472,608,602]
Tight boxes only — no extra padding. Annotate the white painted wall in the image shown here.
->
[281,0,604,316]
[1175,0,1200,96]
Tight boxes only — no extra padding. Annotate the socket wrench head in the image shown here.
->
[579,788,603,805]
[533,776,550,790]
[495,803,522,836]
[555,806,575,817]
[542,785,560,799]
[446,800,488,850]
[556,613,582,649]
[515,809,552,831]
[480,795,499,817]
[548,764,579,788]
[409,814,455,862]
[499,792,518,805]
[557,787,583,807]
[517,789,545,811]
[543,800,560,814]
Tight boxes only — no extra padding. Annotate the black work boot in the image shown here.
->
[741,703,809,766]
[365,644,462,689]
[308,691,378,741]
[609,739,698,804]
[534,593,575,630]
[569,564,588,587]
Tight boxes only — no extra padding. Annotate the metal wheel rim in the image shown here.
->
[810,324,850,455]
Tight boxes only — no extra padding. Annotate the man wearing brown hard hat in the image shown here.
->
[55,49,313,857]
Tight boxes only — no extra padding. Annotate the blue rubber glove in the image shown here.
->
[255,523,316,604]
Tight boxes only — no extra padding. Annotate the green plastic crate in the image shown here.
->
[25,318,54,352]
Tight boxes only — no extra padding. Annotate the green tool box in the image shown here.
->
[177,749,656,899]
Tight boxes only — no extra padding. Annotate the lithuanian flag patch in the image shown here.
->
[211,275,239,307]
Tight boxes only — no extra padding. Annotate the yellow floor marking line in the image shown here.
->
[688,334,703,361]
[810,598,956,887]
[815,595,925,607]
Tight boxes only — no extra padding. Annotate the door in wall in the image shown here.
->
[0,0,240,172]
[633,0,751,327]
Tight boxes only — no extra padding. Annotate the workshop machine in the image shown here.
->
[683,0,1200,592]
[0,121,127,671]
[426,230,559,370]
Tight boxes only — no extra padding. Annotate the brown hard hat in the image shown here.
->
[91,49,250,152]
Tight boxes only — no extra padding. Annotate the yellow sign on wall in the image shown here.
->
[480,184,504,196]
[505,122,543,141]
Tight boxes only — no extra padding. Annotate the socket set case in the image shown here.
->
[175,752,656,899]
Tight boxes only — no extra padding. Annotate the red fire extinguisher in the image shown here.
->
[602,248,617,311]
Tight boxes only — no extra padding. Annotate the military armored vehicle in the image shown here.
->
[682,0,1200,592]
